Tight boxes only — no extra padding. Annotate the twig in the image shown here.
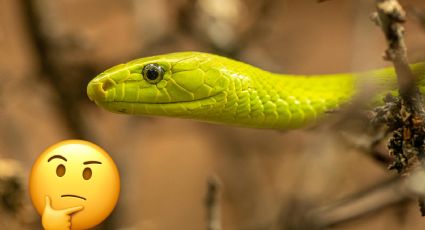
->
[309,177,404,229]
[279,168,425,229]
[340,129,392,166]
[205,176,222,230]
[373,0,425,169]
[372,0,425,215]
[374,0,419,101]
[305,168,425,229]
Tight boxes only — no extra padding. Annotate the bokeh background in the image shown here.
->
[1,0,425,229]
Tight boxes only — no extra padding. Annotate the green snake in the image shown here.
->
[87,52,425,130]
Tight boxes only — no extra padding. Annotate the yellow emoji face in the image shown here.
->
[29,140,120,230]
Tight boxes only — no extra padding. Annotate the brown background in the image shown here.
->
[1,0,425,229]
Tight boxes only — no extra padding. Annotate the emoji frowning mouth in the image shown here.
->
[61,194,87,200]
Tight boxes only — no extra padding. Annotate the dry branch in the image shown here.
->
[303,169,425,229]
[374,0,419,101]
[205,176,222,230]
[373,0,425,172]
[372,0,425,215]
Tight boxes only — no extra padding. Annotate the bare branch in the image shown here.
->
[375,0,420,102]
[280,169,425,229]
[205,176,222,230]
[373,0,425,215]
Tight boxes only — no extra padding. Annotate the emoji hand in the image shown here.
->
[42,196,84,230]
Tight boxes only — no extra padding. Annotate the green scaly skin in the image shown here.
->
[87,52,425,130]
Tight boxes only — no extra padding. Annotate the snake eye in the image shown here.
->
[142,63,165,84]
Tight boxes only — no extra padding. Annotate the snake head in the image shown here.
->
[87,52,231,116]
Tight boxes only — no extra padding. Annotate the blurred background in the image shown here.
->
[1,0,425,229]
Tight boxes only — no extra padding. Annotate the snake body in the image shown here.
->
[87,52,425,130]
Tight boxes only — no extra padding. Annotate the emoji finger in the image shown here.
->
[44,195,52,209]
[62,205,84,215]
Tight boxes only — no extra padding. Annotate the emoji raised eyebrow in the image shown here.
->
[83,161,102,165]
[47,155,67,162]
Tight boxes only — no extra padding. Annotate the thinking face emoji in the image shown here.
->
[29,140,120,230]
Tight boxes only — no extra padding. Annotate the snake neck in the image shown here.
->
[195,61,425,130]
[206,69,356,129]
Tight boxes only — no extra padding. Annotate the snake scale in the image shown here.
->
[87,52,425,130]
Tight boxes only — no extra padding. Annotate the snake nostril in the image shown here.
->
[87,77,116,102]
[102,79,115,91]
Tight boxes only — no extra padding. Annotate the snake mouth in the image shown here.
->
[87,80,223,105]
[115,92,223,104]
[98,91,225,107]
[61,194,87,200]
[94,91,225,115]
